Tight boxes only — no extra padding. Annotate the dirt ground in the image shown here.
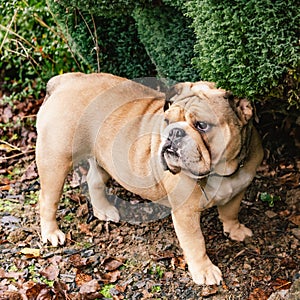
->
[0,95,299,299]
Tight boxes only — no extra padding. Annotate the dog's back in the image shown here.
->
[43,72,126,104]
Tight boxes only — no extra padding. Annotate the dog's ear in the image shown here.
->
[237,98,253,124]
[225,92,253,125]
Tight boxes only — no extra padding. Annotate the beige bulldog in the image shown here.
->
[36,72,263,285]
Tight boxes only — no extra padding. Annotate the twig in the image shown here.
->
[78,11,94,48]
[10,38,41,71]
[42,239,101,259]
[275,281,291,290]
[0,24,34,49]
[0,140,21,151]
[47,8,83,71]
[4,42,41,78]
[0,149,35,161]
[0,10,18,52]
[21,114,37,119]
[91,15,100,72]
[78,11,100,72]
[233,249,246,259]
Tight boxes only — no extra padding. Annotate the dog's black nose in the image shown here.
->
[168,128,186,142]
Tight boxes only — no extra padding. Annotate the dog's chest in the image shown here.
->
[199,169,254,208]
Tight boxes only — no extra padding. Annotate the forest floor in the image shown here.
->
[0,90,299,299]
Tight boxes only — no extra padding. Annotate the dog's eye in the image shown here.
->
[164,118,170,125]
[195,121,211,132]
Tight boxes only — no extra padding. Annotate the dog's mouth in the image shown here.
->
[160,144,182,175]
[160,144,211,178]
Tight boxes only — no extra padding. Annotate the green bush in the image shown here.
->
[161,0,186,11]
[53,0,151,17]
[48,0,198,81]
[2,0,298,109]
[0,0,81,95]
[186,0,300,107]
[133,5,198,81]
[47,0,156,78]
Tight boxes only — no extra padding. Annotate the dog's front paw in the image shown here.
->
[189,261,222,285]
[41,228,65,247]
[225,223,253,242]
[93,204,120,222]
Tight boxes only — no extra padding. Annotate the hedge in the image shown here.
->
[186,0,300,106]
[47,0,198,81]
[46,0,299,108]
[47,0,155,78]
[133,5,198,82]
[49,0,151,17]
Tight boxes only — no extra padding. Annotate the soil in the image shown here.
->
[0,93,299,299]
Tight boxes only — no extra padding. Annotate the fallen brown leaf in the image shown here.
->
[52,280,70,298]
[79,279,100,294]
[247,287,269,300]
[75,269,92,287]
[40,264,59,281]
[289,214,300,226]
[162,271,173,281]
[99,270,121,284]
[0,268,24,280]
[69,253,88,268]
[171,256,186,270]
[0,184,10,191]
[78,223,93,236]
[201,285,219,297]
[21,162,37,181]
[19,248,40,258]
[48,255,63,266]
[153,250,175,261]
[115,284,127,293]
[23,281,50,300]
[0,291,23,300]
[2,105,13,123]
[101,257,124,271]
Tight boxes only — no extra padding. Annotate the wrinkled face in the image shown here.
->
[160,81,253,179]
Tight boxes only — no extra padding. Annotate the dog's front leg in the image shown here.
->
[167,175,222,285]
[172,205,222,285]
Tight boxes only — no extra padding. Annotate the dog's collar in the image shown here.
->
[208,158,246,179]
[239,159,245,169]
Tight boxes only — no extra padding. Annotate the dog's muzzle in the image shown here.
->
[160,127,186,174]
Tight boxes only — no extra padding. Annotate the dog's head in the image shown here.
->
[160,81,254,178]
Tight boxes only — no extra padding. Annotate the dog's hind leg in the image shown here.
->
[217,189,253,242]
[36,151,71,247]
[87,158,120,222]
